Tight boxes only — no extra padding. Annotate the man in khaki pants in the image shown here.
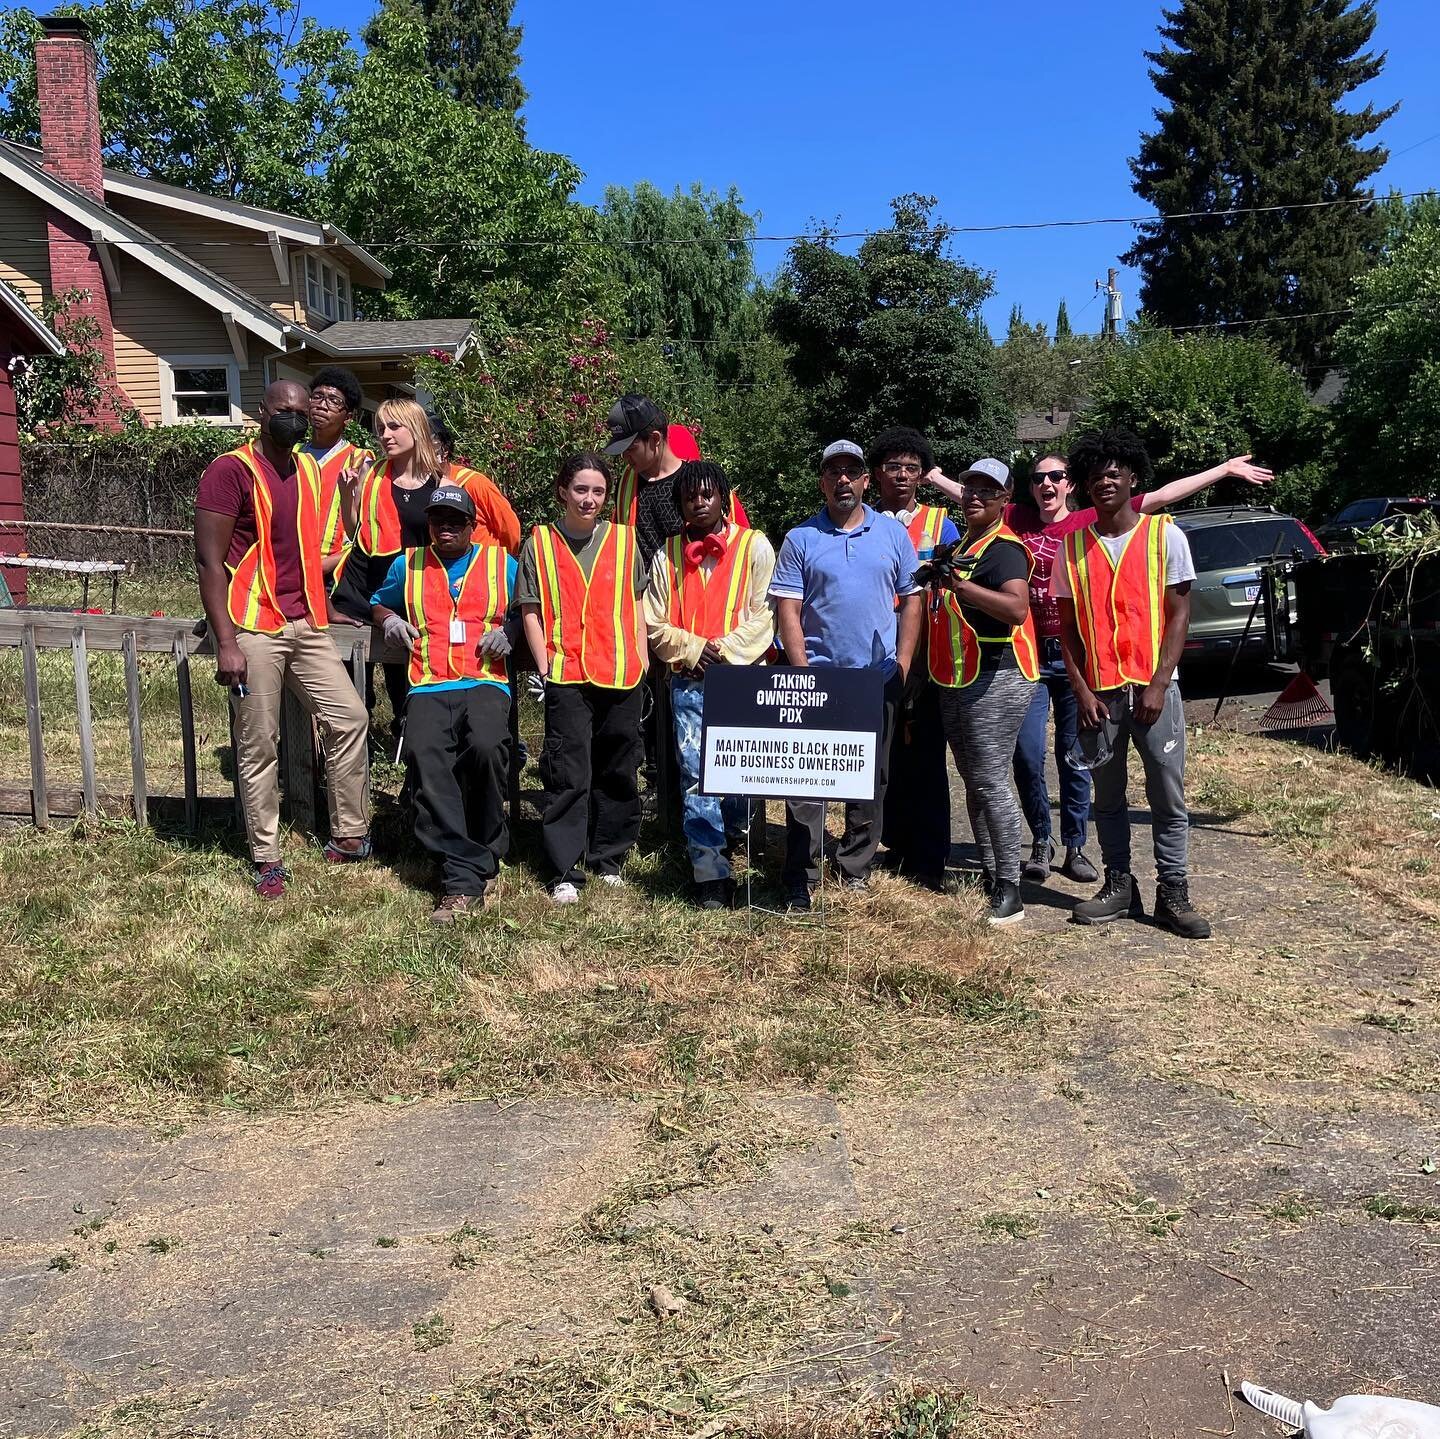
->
[195,378,371,898]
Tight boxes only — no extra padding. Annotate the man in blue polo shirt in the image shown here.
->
[770,439,923,909]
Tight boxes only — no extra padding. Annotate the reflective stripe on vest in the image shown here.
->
[224,442,328,635]
[1062,513,1170,689]
[906,505,948,553]
[927,521,1040,688]
[662,526,756,670]
[354,460,403,557]
[302,440,371,561]
[532,521,645,689]
[403,544,509,687]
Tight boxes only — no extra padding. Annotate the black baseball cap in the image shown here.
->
[427,485,476,521]
[603,395,667,456]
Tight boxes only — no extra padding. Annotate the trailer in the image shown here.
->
[1268,549,1440,780]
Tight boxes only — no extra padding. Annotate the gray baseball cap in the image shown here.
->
[957,457,1012,490]
[820,439,865,468]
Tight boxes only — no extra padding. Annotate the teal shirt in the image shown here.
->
[372,545,518,695]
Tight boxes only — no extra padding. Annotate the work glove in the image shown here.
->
[478,626,512,658]
[382,613,420,652]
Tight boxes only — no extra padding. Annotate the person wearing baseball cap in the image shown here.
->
[768,439,923,909]
[924,457,1038,924]
[370,484,518,923]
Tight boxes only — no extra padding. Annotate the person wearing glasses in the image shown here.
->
[769,440,922,911]
[869,426,960,891]
[925,449,1272,887]
[301,366,372,581]
[925,459,1038,925]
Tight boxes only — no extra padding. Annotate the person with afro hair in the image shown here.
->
[301,365,371,580]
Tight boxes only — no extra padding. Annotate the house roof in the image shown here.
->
[1,140,390,285]
[301,319,476,359]
[0,139,291,351]
[0,277,66,357]
[1015,408,1074,444]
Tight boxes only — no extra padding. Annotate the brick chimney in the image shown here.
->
[34,15,120,417]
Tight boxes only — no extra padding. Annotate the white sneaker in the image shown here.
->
[597,873,625,888]
[551,881,580,905]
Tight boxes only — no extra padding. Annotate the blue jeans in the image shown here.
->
[1012,638,1090,847]
[672,675,745,882]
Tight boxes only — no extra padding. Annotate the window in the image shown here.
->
[1182,519,1320,572]
[302,252,352,322]
[160,355,241,424]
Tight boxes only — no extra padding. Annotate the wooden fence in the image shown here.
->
[0,610,373,832]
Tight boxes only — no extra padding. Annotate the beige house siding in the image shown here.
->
[109,197,304,322]
[0,186,52,307]
[110,255,264,423]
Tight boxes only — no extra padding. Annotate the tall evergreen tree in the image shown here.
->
[364,0,526,128]
[1124,0,1393,370]
[1055,299,1072,338]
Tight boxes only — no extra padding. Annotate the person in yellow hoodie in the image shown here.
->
[645,461,776,909]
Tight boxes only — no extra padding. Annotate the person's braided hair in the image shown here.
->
[1066,427,1155,490]
[674,459,732,510]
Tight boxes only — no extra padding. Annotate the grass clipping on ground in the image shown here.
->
[0,819,1033,1120]
[1190,727,1440,920]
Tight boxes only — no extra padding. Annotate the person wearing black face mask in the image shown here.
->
[196,379,373,900]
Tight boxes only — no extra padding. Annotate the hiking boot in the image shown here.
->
[1022,838,1054,883]
[431,893,481,926]
[1072,869,1142,925]
[696,878,735,911]
[1061,847,1098,884]
[784,886,813,913]
[254,862,288,901]
[987,879,1025,926]
[1154,879,1212,940]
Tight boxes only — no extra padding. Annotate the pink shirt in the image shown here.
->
[1004,498,1144,639]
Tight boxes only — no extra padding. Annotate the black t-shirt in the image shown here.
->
[962,535,1030,665]
[332,475,439,621]
[634,470,684,568]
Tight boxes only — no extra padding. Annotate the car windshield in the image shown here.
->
[1184,519,1320,571]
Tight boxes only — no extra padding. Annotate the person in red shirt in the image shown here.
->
[194,379,372,900]
[925,450,1272,885]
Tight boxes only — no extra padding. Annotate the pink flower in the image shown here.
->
[427,348,453,364]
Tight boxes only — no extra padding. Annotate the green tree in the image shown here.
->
[328,5,605,328]
[1332,193,1440,495]
[363,0,526,127]
[1078,322,1329,515]
[1124,0,1393,370]
[1055,299,1072,339]
[0,0,355,215]
[768,194,1013,473]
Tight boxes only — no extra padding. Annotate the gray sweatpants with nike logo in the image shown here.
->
[1091,679,1189,883]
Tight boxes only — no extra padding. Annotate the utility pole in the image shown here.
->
[1096,267,1123,338]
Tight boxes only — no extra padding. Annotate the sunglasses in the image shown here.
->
[960,486,1007,502]
[1032,468,1068,484]
[822,465,865,481]
[880,461,923,476]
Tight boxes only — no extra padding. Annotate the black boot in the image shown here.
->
[1022,838,1054,883]
[1061,846,1098,884]
[1072,869,1142,925]
[1154,879,1211,939]
[987,879,1025,926]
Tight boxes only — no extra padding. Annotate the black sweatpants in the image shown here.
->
[406,683,511,897]
[880,675,951,881]
[784,672,902,890]
[541,681,644,884]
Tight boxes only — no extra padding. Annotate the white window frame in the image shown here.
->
[158,354,243,425]
[300,251,352,322]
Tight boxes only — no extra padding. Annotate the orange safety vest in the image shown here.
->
[301,439,372,560]
[532,521,645,689]
[928,521,1040,688]
[661,525,759,670]
[905,504,948,554]
[224,442,328,634]
[402,543,510,688]
[1062,512,1172,690]
[352,459,405,557]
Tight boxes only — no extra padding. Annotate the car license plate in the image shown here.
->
[1245,583,1260,602]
